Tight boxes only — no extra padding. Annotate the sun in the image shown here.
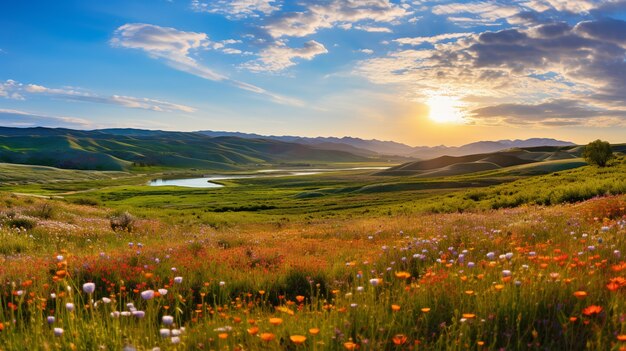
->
[426,95,466,123]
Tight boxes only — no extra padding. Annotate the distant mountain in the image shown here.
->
[0,127,371,171]
[197,130,575,158]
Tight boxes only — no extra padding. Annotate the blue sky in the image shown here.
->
[1,0,626,146]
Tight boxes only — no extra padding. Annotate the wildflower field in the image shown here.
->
[1,184,626,350]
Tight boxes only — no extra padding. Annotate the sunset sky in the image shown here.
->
[1,0,626,146]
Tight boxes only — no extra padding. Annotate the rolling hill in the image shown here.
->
[0,127,372,171]
[375,146,589,177]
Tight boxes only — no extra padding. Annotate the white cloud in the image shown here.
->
[354,25,393,33]
[394,32,473,45]
[191,0,280,19]
[359,49,375,54]
[0,109,93,129]
[111,23,303,106]
[265,0,409,38]
[1,80,196,113]
[243,40,328,72]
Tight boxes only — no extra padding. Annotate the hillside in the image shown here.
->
[376,147,584,176]
[0,127,371,171]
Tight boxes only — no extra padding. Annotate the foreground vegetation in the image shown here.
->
[0,151,625,349]
[0,190,626,350]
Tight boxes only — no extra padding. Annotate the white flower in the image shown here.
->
[158,289,168,296]
[56,255,64,262]
[83,282,96,294]
[369,278,379,286]
[65,303,75,312]
[174,276,183,284]
[54,327,64,336]
[171,336,180,344]
[132,310,145,318]
[121,311,131,316]
[219,281,225,287]
[160,328,171,338]
[141,290,155,300]
[47,316,55,324]
[111,311,121,318]
[102,297,111,304]
[162,315,174,325]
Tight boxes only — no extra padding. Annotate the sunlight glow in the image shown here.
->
[426,95,466,124]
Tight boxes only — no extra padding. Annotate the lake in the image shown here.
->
[148,167,388,188]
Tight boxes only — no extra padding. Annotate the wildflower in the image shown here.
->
[395,271,411,279]
[494,284,504,291]
[218,333,228,339]
[502,270,511,277]
[296,295,305,303]
[462,313,476,319]
[344,341,358,350]
[141,290,155,300]
[369,278,380,286]
[582,305,603,316]
[269,317,283,326]
[65,303,75,312]
[391,304,401,311]
[158,289,168,296]
[618,335,626,341]
[260,333,276,342]
[573,291,588,299]
[309,328,320,335]
[219,281,226,287]
[82,282,95,294]
[47,316,55,324]
[102,297,111,304]
[171,336,180,344]
[160,329,170,338]
[392,334,407,345]
[421,307,431,313]
[247,326,259,335]
[290,335,307,344]
[53,327,64,337]
[174,276,183,284]
[162,315,174,326]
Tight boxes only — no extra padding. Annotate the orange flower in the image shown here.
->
[260,333,276,342]
[391,304,401,312]
[573,291,588,299]
[494,284,504,291]
[247,326,259,335]
[309,328,320,335]
[464,290,474,295]
[395,271,411,279]
[421,307,431,313]
[269,317,283,326]
[392,334,407,345]
[258,290,265,295]
[343,341,358,350]
[582,305,603,316]
[296,295,305,303]
[477,341,485,346]
[290,335,307,344]
[462,313,476,319]
[618,335,626,341]
[218,333,228,339]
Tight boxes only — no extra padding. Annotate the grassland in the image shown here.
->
[0,151,625,350]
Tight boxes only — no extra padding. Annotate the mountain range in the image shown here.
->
[197,130,574,159]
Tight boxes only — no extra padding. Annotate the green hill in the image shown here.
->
[0,127,369,171]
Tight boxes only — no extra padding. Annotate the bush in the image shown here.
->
[109,211,135,232]
[71,198,100,206]
[583,139,614,167]
[29,203,55,219]
[5,217,37,230]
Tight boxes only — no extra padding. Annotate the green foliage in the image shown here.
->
[583,139,614,167]
[4,216,37,230]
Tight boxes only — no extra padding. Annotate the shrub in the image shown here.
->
[29,203,55,219]
[109,211,135,232]
[5,217,37,230]
[71,198,100,206]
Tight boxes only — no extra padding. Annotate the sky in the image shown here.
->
[1,0,626,146]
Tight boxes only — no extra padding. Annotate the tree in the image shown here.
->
[582,139,614,167]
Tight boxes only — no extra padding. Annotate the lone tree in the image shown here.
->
[583,139,614,167]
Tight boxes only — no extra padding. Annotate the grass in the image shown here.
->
[0,156,625,349]
[0,190,624,349]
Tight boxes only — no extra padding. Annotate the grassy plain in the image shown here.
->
[0,156,625,349]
